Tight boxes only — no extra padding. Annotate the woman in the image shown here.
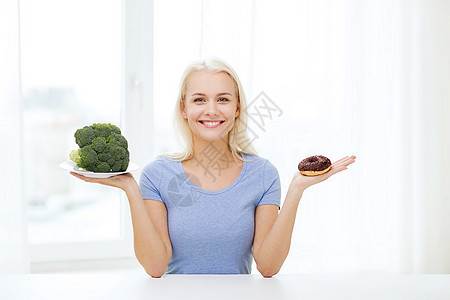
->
[71,58,356,278]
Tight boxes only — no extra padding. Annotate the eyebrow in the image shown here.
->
[190,92,233,97]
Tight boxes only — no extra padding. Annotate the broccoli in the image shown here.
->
[69,123,130,172]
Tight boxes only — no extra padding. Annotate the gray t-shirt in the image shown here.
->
[139,153,281,274]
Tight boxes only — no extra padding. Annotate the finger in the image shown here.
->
[329,165,348,176]
[333,159,354,170]
[71,173,89,182]
[332,156,350,166]
[333,161,353,171]
[337,158,355,168]
[70,172,98,183]
[332,157,353,168]
[332,155,356,165]
[70,172,83,179]
[343,155,357,166]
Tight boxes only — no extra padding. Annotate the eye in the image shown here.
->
[193,98,205,102]
[218,98,229,102]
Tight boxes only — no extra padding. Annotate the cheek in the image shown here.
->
[184,106,202,121]
[227,105,239,118]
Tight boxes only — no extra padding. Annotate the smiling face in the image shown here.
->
[181,71,240,143]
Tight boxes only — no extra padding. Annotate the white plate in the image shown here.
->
[60,161,139,178]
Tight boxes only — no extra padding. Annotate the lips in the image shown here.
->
[199,120,225,128]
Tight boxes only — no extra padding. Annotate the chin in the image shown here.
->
[194,132,228,143]
[203,135,228,143]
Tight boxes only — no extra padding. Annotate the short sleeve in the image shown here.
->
[257,160,281,209]
[139,157,164,203]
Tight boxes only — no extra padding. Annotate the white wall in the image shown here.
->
[0,0,29,274]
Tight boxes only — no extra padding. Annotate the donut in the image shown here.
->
[298,155,332,176]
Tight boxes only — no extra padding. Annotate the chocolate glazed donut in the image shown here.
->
[298,155,332,176]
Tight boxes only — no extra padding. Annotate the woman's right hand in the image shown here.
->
[70,172,137,192]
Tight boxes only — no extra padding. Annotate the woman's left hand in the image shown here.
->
[291,155,357,191]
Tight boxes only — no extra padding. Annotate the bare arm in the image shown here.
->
[253,155,356,277]
[70,172,171,277]
[252,185,302,278]
[125,180,171,277]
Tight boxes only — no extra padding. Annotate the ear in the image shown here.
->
[235,103,240,118]
[181,100,187,119]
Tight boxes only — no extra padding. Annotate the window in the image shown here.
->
[21,0,133,262]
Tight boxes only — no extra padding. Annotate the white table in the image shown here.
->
[1,273,449,299]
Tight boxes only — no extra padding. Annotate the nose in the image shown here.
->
[205,100,219,116]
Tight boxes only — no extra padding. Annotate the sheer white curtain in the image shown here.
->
[399,0,450,274]
[199,0,450,274]
[0,0,29,274]
[1,0,449,275]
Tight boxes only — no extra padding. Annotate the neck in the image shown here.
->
[190,136,239,170]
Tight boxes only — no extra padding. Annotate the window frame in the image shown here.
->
[29,0,154,265]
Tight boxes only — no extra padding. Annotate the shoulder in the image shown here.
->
[242,153,278,173]
[142,155,165,172]
[241,153,280,189]
[241,152,265,166]
[141,155,179,177]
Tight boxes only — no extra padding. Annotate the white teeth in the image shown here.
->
[203,121,221,126]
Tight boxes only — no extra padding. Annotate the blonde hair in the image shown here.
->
[161,57,258,162]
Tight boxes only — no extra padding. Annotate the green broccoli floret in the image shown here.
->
[69,123,130,172]
[74,126,95,148]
